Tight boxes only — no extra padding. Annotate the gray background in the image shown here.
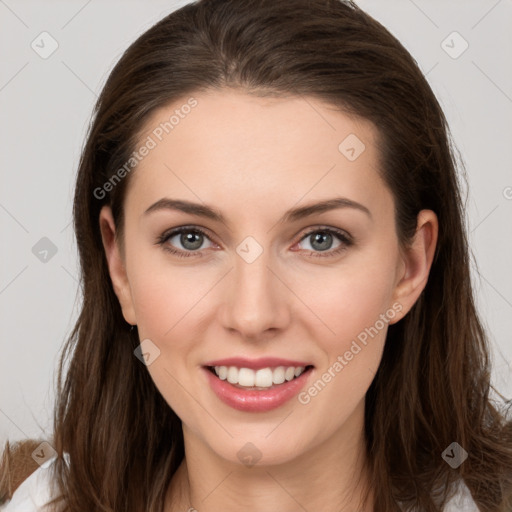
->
[1,0,511,445]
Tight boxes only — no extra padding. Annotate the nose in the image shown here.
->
[220,247,291,340]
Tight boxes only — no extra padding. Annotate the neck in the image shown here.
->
[165,401,373,512]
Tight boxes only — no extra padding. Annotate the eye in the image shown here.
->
[156,225,353,259]
[294,227,353,258]
[156,226,215,258]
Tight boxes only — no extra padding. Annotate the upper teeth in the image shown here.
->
[213,366,306,388]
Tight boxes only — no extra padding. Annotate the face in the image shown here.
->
[100,88,436,468]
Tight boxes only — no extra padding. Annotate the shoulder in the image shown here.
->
[1,454,69,512]
[441,479,481,512]
[396,479,481,511]
[0,460,482,512]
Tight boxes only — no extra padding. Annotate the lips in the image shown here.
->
[201,357,315,412]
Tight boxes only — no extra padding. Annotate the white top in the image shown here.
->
[0,455,67,512]
[1,456,481,511]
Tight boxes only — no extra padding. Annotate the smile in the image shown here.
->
[208,365,310,389]
[202,361,315,412]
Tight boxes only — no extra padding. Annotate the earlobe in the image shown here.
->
[99,206,137,326]
[389,209,438,324]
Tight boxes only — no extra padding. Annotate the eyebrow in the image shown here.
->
[143,197,372,224]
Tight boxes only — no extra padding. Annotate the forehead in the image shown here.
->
[124,88,390,222]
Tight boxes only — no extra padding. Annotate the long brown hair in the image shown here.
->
[2,0,511,510]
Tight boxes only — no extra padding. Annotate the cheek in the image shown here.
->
[130,274,180,339]
[126,241,208,339]
[126,259,208,418]
[293,260,396,434]
[296,252,399,348]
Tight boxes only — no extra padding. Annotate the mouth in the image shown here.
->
[204,364,315,390]
[201,357,316,412]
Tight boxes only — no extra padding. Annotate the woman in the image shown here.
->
[1,0,511,511]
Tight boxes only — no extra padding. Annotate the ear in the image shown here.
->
[389,209,438,324]
[99,205,137,326]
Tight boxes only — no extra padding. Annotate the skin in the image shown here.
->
[99,88,438,512]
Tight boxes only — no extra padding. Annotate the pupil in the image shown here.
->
[311,232,332,251]
[181,231,202,250]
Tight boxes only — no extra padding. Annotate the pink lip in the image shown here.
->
[202,366,314,412]
[202,357,313,370]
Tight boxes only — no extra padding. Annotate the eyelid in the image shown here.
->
[157,225,219,251]
[298,225,352,243]
[159,224,217,241]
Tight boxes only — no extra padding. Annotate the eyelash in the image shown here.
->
[155,225,353,259]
